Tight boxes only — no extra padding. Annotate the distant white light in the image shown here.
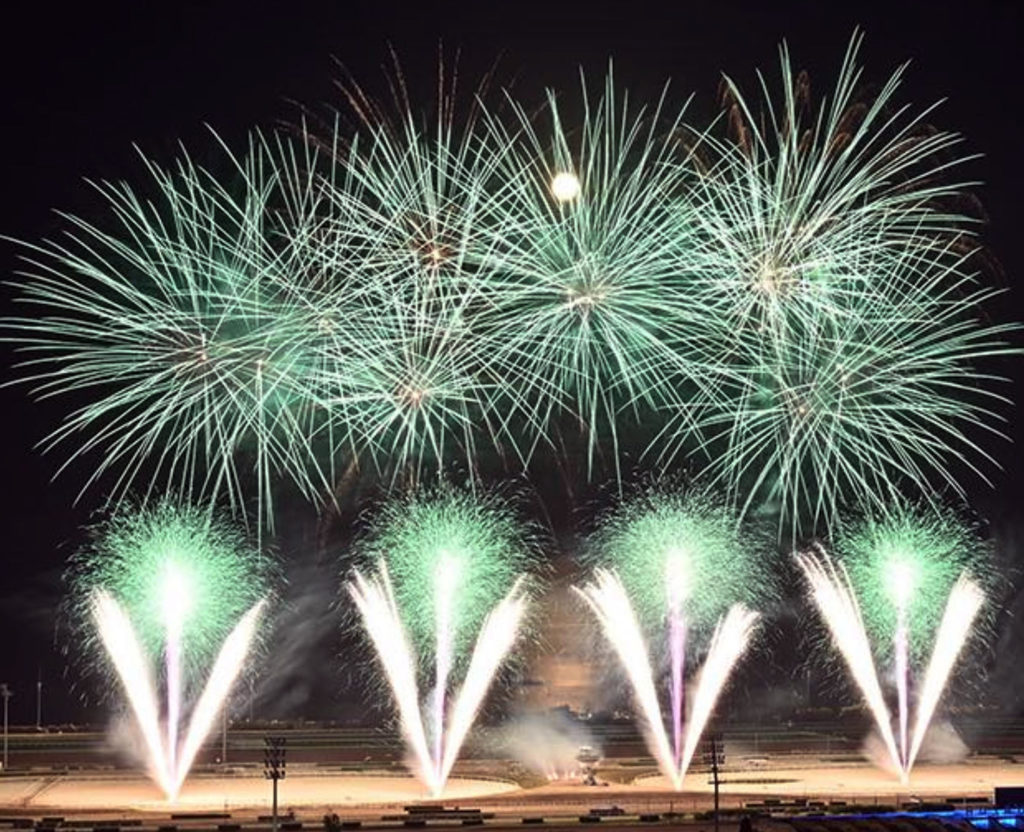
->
[550,171,581,202]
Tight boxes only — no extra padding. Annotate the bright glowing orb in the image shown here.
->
[159,561,193,631]
[887,558,916,610]
[664,547,692,611]
[550,171,581,202]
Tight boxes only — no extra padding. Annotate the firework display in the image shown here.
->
[69,501,270,799]
[575,485,766,789]
[1,29,1018,802]
[5,35,1014,535]
[308,75,517,480]
[797,504,989,780]
[347,488,533,795]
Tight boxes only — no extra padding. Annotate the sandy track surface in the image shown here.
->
[0,774,519,812]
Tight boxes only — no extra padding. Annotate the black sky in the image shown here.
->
[1,0,1022,724]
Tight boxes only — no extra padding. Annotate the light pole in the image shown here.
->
[1,683,12,771]
[36,670,42,731]
[703,733,725,832]
[264,736,286,832]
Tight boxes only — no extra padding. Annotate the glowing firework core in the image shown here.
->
[887,558,917,608]
[665,548,691,611]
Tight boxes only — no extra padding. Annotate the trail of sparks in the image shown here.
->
[438,579,528,786]
[432,555,458,786]
[173,600,266,798]
[574,569,680,788]
[907,575,984,772]
[894,608,910,769]
[91,591,174,797]
[348,567,437,792]
[678,605,759,782]
[799,547,984,782]
[796,548,903,776]
[668,611,686,767]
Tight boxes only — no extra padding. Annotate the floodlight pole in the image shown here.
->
[221,708,227,764]
[1,684,11,771]
[264,736,286,832]
[703,733,724,832]
[36,670,42,731]
[712,736,720,832]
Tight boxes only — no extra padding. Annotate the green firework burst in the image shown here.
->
[651,32,1017,535]
[5,129,344,527]
[835,503,991,662]
[689,239,1013,536]
[68,499,270,682]
[586,484,770,633]
[351,486,535,659]
[477,69,714,473]
[4,35,1017,538]
[304,68,522,480]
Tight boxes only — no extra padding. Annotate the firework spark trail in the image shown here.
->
[894,609,910,768]
[574,569,681,789]
[91,590,173,797]
[173,600,265,798]
[432,554,459,786]
[796,548,903,775]
[438,578,528,786]
[907,575,983,771]
[665,553,689,768]
[678,605,759,781]
[161,564,189,781]
[348,567,437,793]
[888,559,915,769]
[668,610,686,767]
[165,630,182,782]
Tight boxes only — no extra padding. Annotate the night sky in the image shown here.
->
[1,1,1022,726]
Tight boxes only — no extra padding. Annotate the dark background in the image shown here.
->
[0,0,1021,727]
